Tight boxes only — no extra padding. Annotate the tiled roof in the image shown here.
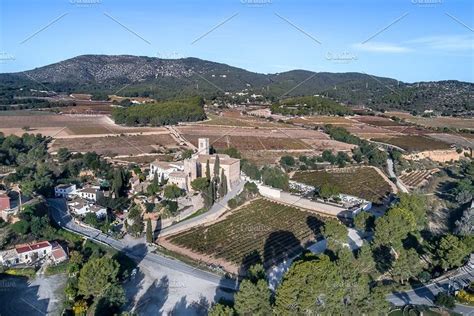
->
[15,241,51,254]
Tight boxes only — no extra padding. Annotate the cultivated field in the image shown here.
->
[198,112,289,128]
[0,114,166,137]
[292,166,396,203]
[399,169,438,188]
[352,115,404,126]
[386,111,474,130]
[50,134,180,155]
[427,133,474,149]
[373,135,452,152]
[165,198,324,273]
[177,125,354,152]
[288,115,355,126]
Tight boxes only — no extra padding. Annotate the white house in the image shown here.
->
[77,186,103,202]
[0,241,68,266]
[68,197,106,218]
[54,184,77,198]
[149,161,184,181]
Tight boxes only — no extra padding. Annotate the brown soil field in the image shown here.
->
[386,112,474,130]
[353,115,404,126]
[427,133,474,149]
[111,154,174,164]
[0,114,166,137]
[184,134,309,150]
[50,134,179,155]
[289,115,355,126]
[345,124,402,139]
[373,135,452,152]
[176,125,329,139]
[198,113,290,128]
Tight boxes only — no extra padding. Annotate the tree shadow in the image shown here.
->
[306,216,324,240]
[153,216,162,241]
[263,231,303,270]
[169,295,210,315]
[372,245,394,274]
[133,276,169,315]
[0,276,50,316]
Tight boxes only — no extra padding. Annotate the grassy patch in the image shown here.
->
[3,267,37,278]
[45,262,69,276]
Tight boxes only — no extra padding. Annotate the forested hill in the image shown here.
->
[1,54,472,113]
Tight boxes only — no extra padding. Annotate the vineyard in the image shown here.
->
[399,169,438,188]
[373,135,452,152]
[292,166,395,203]
[166,199,324,270]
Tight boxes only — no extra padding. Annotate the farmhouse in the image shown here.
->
[54,183,77,198]
[68,197,107,218]
[0,240,68,266]
[149,161,184,181]
[76,186,104,202]
[182,138,241,191]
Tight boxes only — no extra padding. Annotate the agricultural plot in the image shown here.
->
[200,113,289,128]
[183,134,309,150]
[166,198,324,271]
[386,111,474,130]
[292,166,395,203]
[353,115,404,126]
[427,133,474,149]
[373,135,452,152]
[399,169,438,188]
[0,113,166,137]
[50,134,179,156]
[288,115,354,126]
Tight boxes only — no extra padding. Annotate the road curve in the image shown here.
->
[48,198,237,290]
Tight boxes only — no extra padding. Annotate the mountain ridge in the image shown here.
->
[1,54,472,113]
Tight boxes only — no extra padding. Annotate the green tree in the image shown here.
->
[434,292,455,309]
[78,256,120,300]
[205,160,211,180]
[208,304,235,316]
[214,155,220,178]
[354,211,374,232]
[234,279,272,316]
[391,248,422,284]
[322,219,347,251]
[261,166,289,190]
[11,220,30,235]
[437,234,469,270]
[146,218,153,243]
[56,147,71,163]
[163,184,183,200]
[374,206,416,251]
[191,177,209,192]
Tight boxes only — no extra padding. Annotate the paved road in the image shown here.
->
[159,180,244,237]
[386,158,409,193]
[387,265,474,315]
[48,199,237,291]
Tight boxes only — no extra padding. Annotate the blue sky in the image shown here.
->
[1,0,473,82]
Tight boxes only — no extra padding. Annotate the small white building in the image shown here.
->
[54,184,77,198]
[149,161,184,181]
[68,197,107,218]
[0,241,68,266]
[77,186,103,202]
[168,171,187,190]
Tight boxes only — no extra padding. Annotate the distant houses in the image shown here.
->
[55,184,107,218]
[0,240,68,266]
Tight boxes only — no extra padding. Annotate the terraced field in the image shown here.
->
[167,199,324,269]
[399,169,438,188]
[292,166,395,203]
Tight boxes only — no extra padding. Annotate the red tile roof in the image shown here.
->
[15,241,51,254]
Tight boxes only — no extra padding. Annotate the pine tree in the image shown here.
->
[159,173,165,186]
[146,218,153,243]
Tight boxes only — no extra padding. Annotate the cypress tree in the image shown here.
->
[146,218,153,243]
[206,160,211,180]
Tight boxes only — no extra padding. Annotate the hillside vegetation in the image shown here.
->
[111,96,206,126]
[271,96,352,116]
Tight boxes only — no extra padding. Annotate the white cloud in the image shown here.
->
[406,35,474,51]
[352,42,412,53]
